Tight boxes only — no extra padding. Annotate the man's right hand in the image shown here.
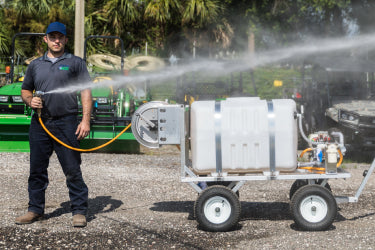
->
[30,96,43,109]
[21,89,43,109]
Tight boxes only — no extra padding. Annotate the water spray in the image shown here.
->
[37,32,375,152]
[45,32,375,96]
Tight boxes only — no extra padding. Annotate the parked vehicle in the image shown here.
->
[297,56,375,154]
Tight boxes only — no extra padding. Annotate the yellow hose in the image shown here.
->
[299,148,312,158]
[337,149,343,167]
[38,116,131,152]
[298,147,344,172]
[298,166,326,171]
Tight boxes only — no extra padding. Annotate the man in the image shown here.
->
[16,22,92,227]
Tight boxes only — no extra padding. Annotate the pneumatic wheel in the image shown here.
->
[206,181,239,197]
[289,180,331,200]
[291,184,337,231]
[194,185,241,232]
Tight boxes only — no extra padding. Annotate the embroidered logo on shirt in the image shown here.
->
[59,65,70,71]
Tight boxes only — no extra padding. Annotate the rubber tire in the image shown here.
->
[206,181,239,197]
[291,184,337,231]
[289,180,331,200]
[194,185,241,232]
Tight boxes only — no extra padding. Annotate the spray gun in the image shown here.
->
[33,91,45,118]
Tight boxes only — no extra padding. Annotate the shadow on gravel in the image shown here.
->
[150,201,194,219]
[290,223,337,231]
[240,201,291,221]
[150,201,292,221]
[45,196,123,222]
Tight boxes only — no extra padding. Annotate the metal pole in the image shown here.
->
[74,0,85,58]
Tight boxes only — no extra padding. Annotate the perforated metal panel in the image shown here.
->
[131,101,166,148]
[131,102,184,148]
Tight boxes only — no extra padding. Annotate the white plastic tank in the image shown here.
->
[190,97,297,173]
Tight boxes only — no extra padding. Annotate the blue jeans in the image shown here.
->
[28,114,88,215]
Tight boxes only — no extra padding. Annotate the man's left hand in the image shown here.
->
[76,120,90,140]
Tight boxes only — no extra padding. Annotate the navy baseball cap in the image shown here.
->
[46,22,67,36]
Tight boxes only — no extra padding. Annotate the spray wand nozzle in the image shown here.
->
[33,91,45,118]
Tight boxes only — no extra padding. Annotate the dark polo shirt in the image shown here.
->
[22,52,91,118]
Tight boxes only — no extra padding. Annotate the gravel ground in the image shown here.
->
[1,145,375,249]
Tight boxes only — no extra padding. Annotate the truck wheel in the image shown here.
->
[194,185,241,232]
[289,180,331,200]
[291,184,337,231]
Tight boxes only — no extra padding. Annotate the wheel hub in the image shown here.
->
[300,195,328,223]
[204,196,232,224]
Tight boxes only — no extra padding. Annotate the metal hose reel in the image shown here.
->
[131,101,184,148]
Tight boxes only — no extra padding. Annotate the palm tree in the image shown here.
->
[2,0,74,57]
[144,0,181,50]
[181,0,232,57]
[182,0,220,27]
[0,5,11,56]
[9,0,51,30]
[143,0,231,56]
[103,0,141,37]
[145,0,181,24]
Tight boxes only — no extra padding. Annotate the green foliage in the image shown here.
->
[0,0,74,58]
[0,0,373,62]
[0,18,10,55]
[145,0,181,24]
[182,0,221,27]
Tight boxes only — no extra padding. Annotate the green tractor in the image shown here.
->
[0,33,149,153]
[0,33,43,152]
